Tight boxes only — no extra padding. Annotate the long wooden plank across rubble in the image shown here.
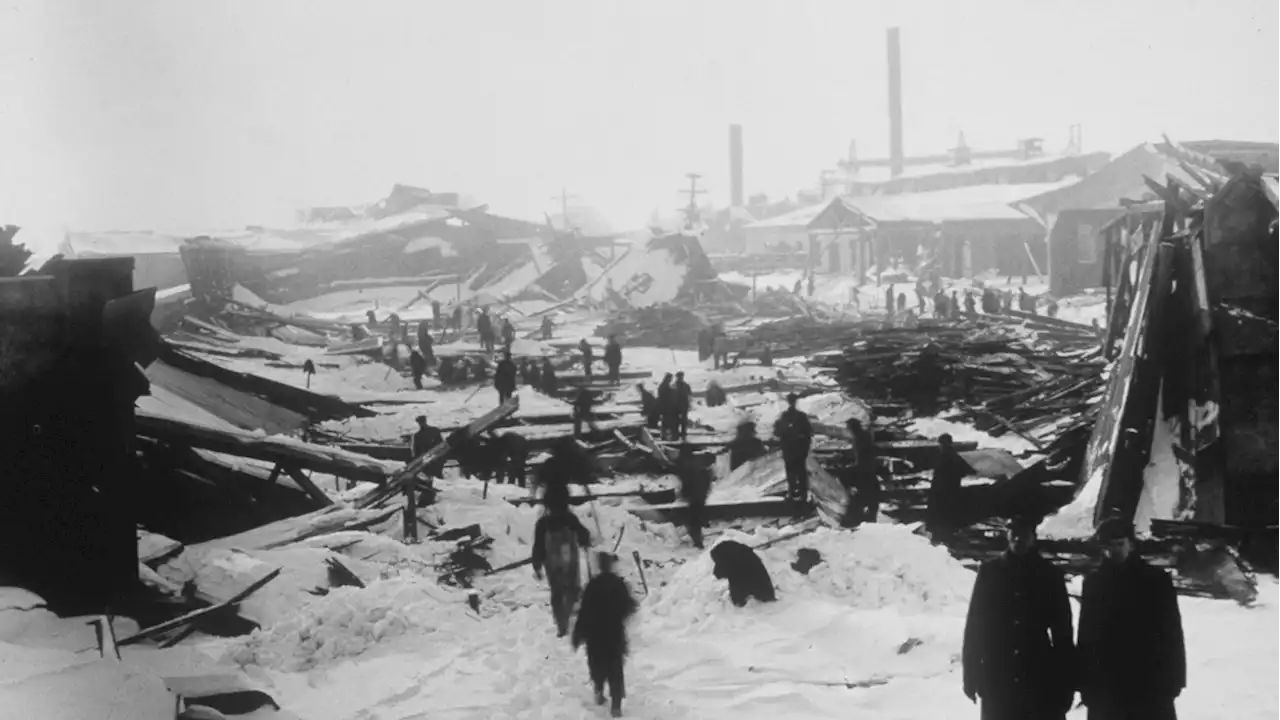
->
[135,410,396,487]
[356,396,521,509]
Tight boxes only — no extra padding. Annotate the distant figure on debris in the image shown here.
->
[934,289,949,318]
[302,359,316,389]
[927,433,974,542]
[411,415,445,484]
[806,273,815,297]
[538,436,596,492]
[710,540,776,607]
[759,344,773,367]
[1002,289,1013,313]
[366,309,378,326]
[637,383,660,430]
[438,357,457,384]
[540,358,558,395]
[896,292,907,314]
[1046,298,1060,319]
[772,393,813,503]
[477,308,495,353]
[418,328,435,367]
[1091,318,1105,343]
[572,387,598,438]
[704,380,727,407]
[673,371,693,440]
[409,350,427,390]
[501,317,517,348]
[1018,287,1033,314]
[885,284,895,316]
[495,350,518,405]
[532,481,593,637]
[842,417,880,527]
[915,280,927,313]
[676,444,712,549]
[727,420,768,471]
[527,358,542,388]
[432,300,442,329]
[962,514,1075,720]
[1078,516,1186,720]
[350,323,369,341]
[657,373,676,439]
[712,330,731,370]
[950,291,960,319]
[604,335,623,385]
[572,551,638,718]
[499,432,530,487]
[451,304,463,333]
[964,291,977,316]
[579,339,595,379]
[697,326,714,362]
[541,315,554,340]
[417,317,431,349]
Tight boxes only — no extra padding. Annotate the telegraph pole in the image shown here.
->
[678,173,707,228]
[551,188,578,231]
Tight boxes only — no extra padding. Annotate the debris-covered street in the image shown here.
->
[1,3,1277,719]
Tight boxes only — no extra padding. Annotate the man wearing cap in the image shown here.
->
[1077,515,1186,720]
[772,393,814,503]
[843,417,880,527]
[963,514,1076,720]
[676,444,712,549]
[673,371,693,440]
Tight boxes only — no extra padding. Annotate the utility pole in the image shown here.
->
[550,188,578,231]
[678,173,707,229]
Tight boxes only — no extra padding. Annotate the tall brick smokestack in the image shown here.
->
[887,27,904,178]
[729,124,744,207]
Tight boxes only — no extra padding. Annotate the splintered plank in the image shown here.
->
[118,568,282,646]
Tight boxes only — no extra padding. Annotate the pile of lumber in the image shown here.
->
[746,317,878,357]
[825,320,1106,420]
[594,305,707,348]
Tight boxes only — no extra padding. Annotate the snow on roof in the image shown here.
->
[845,181,1076,224]
[837,152,1101,185]
[743,202,828,230]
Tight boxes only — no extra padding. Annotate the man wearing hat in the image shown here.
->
[1077,515,1186,720]
[772,393,814,503]
[675,444,712,549]
[963,514,1076,720]
[727,419,768,471]
[673,371,693,440]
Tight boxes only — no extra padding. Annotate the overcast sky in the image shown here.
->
[1,0,1276,236]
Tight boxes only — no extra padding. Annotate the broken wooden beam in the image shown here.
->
[282,465,336,507]
[136,410,392,485]
[118,568,282,646]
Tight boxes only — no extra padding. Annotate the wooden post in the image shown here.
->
[631,550,649,595]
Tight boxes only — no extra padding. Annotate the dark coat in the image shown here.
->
[638,386,660,425]
[773,407,813,451]
[531,512,591,573]
[710,540,776,606]
[928,448,974,527]
[963,551,1075,715]
[409,351,427,376]
[540,362,558,394]
[477,312,492,337]
[727,435,768,471]
[495,358,518,393]
[673,380,692,412]
[657,379,674,414]
[411,425,443,458]
[1078,557,1186,710]
[572,571,638,657]
[603,340,622,368]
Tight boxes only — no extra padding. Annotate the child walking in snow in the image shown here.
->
[573,552,638,717]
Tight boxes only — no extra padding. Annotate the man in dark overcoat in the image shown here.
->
[963,514,1076,720]
[1077,516,1186,720]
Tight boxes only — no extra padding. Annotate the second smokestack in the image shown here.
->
[887,27,904,178]
[730,124,744,207]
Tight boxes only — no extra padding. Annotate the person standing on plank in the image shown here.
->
[541,314,554,340]
[657,373,676,440]
[673,371,692,440]
[410,416,444,503]
[572,387,598,438]
[409,349,427,390]
[572,551,638,718]
[1077,515,1186,720]
[962,514,1076,720]
[842,417,880,526]
[927,433,974,542]
[494,350,518,405]
[477,307,494,353]
[603,335,623,385]
[501,317,517,348]
[675,444,712,549]
[417,322,435,367]
[532,482,592,638]
[772,393,813,502]
[579,338,594,379]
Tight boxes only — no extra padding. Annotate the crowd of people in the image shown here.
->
[876,278,1063,323]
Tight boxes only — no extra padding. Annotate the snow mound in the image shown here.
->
[221,578,475,672]
[643,524,973,634]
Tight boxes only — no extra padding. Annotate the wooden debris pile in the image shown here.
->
[594,305,708,348]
